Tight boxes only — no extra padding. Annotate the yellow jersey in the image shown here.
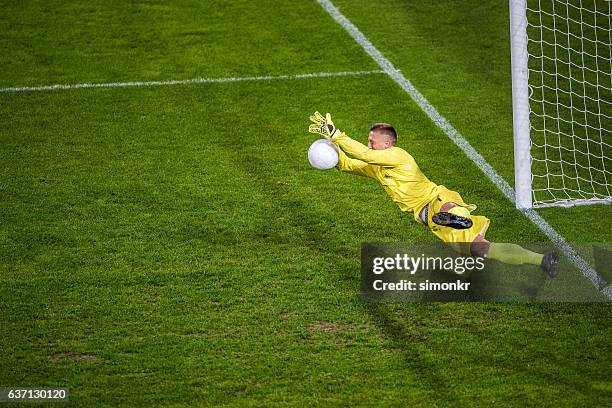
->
[332,132,475,224]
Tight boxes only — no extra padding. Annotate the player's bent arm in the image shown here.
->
[332,132,409,166]
[336,148,377,178]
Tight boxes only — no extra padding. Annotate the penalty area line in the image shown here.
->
[0,70,384,93]
[317,0,610,299]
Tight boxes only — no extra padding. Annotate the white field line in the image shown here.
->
[0,70,384,93]
[317,0,610,298]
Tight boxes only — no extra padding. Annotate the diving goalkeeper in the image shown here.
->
[308,112,559,277]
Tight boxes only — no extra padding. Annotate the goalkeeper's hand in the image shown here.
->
[309,111,340,139]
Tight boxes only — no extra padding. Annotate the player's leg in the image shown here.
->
[430,202,559,277]
[471,235,559,278]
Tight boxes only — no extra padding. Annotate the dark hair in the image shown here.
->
[369,123,397,144]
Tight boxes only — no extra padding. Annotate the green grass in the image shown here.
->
[1,0,610,406]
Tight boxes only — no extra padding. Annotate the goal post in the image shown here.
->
[509,0,612,209]
[510,0,533,209]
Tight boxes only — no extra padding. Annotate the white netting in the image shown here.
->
[526,0,611,207]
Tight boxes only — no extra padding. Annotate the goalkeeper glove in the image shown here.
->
[309,111,340,139]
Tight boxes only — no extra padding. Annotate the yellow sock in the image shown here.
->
[487,242,543,266]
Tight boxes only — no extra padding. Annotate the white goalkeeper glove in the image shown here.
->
[308,111,340,139]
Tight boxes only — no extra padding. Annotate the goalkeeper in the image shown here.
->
[309,112,559,277]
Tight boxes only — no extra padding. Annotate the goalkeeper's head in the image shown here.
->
[368,123,397,150]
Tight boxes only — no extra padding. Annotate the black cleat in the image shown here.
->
[432,212,473,230]
[541,251,559,278]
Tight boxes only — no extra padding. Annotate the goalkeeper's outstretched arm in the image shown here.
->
[332,132,409,167]
[308,111,409,166]
[336,148,377,178]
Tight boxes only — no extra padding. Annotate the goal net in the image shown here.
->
[510,0,611,208]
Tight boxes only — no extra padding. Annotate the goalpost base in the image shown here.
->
[533,198,612,209]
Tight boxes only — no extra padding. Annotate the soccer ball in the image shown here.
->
[308,139,338,170]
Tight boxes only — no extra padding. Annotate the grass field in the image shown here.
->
[1,0,611,406]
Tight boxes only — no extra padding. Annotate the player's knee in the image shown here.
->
[470,235,490,257]
[440,202,458,212]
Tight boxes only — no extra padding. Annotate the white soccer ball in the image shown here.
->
[308,139,339,170]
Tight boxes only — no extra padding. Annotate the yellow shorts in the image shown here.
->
[425,186,490,254]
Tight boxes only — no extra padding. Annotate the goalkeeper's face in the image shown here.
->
[368,131,393,150]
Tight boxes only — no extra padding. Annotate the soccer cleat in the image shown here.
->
[432,212,473,230]
[540,251,559,278]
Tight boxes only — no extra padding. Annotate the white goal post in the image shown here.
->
[510,0,612,208]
